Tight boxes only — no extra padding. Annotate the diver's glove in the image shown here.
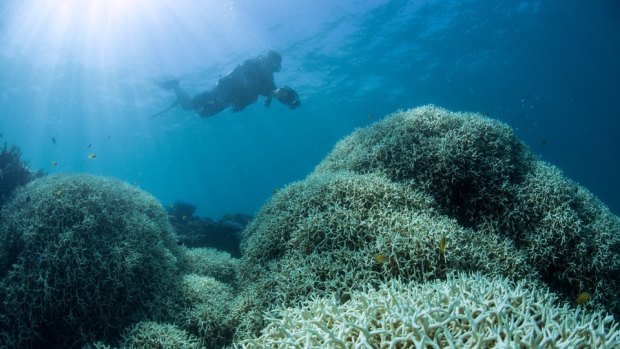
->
[273,86,301,109]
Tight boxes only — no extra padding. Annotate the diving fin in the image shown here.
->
[148,100,179,119]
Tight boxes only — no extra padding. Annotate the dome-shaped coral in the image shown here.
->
[231,105,620,343]
[0,174,185,348]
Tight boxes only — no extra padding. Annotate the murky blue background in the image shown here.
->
[0,0,618,219]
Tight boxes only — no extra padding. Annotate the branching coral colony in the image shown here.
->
[239,273,620,348]
[230,105,620,347]
[0,174,185,348]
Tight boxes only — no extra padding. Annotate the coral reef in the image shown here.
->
[0,174,186,348]
[315,105,535,228]
[230,171,533,342]
[86,252,238,349]
[316,105,620,317]
[179,274,235,348]
[504,163,620,313]
[184,247,239,285]
[232,171,535,341]
[3,105,616,347]
[0,143,41,208]
[239,273,620,348]
[118,321,204,349]
[231,105,620,344]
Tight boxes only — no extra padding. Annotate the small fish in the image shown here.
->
[439,237,447,254]
[373,254,388,264]
[87,143,92,148]
[182,215,188,221]
[0,133,3,138]
[575,292,591,305]
[51,161,58,167]
[54,190,63,197]
[367,113,374,120]
[87,153,97,159]
[107,135,112,140]
[52,137,56,144]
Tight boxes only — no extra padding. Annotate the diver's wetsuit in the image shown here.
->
[190,57,277,117]
[153,51,300,119]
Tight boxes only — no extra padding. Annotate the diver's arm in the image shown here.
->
[261,77,278,108]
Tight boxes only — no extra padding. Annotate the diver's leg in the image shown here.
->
[171,86,194,110]
[192,89,229,117]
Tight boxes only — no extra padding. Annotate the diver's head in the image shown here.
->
[264,50,282,72]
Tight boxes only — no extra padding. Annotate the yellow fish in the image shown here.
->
[439,237,447,254]
[373,254,388,264]
[51,161,58,167]
[575,292,591,305]
[87,153,97,159]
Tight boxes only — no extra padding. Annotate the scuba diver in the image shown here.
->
[151,51,301,119]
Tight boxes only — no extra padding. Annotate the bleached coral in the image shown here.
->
[314,104,534,228]
[239,273,620,348]
[0,174,185,348]
[232,105,620,344]
[179,274,235,348]
[119,321,204,349]
[506,163,620,315]
[232,171,534,342]
[184,247,239,285]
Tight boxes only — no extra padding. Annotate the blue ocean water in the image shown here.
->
[0,0,618,219]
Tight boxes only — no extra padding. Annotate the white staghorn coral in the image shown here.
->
[238,273,620,348]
